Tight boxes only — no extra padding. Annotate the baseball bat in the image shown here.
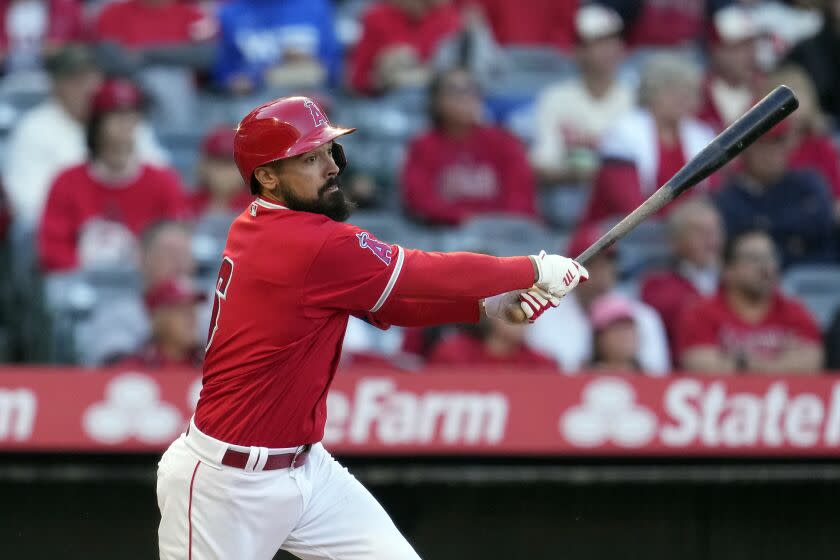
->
[509,85,799,323]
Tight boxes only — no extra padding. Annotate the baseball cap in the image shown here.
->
[566,224,617,260]
[589,294,635,331]
[709,6,759,46]
[575,4,623,43]
[145,278,205,311]
[92,78,145,114]
[45,44,98,78]
[202,125,236,159]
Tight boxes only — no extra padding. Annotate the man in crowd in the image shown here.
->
[530,3,632,187]
[713,117,835,268]
[118,277,205,369]
[460,0,577,51]
[526,225,670,374]
[675,229,823,374]
[190,125,251,219]
[640,199,723,355]
[3,46,168,225]
[37,78,185,272]
[697,5,760,131]
[402,67,536,225]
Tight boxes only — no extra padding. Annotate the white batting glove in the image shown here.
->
[531,251,589,298]
[518,286,561,323]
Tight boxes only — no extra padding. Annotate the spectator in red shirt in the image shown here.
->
[675,229,823,374]
[118,277,205,369]
[349,0,462,95]
[641,198,723,356]
[697,6,761,131]
[588,294,641,373]
[0,0,85,73]
[616,0,706,47]
[459,0,577,51]
[581,52,716,229]
[766,64,840,223]
[95,0,215,50]
[402,67,537,226]
[190,125,251,218]
[429,317,556,369]
[38,78,186,273]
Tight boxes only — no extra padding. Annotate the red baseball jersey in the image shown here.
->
[674,290,821,364]
[195,197,535,447]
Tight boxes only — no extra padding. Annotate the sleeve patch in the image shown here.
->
[356,231,393,265]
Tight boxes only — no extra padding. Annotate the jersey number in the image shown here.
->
[206,257,234,351]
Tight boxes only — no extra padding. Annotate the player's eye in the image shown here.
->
[306,155,316,163]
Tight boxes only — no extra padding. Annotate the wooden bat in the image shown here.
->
[509,85,799,323]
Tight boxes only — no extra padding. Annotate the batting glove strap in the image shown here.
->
[518,286,561,323]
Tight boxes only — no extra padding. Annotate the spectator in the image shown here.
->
[713,116,835,268]
[826,307,840,371]
[0,0,84,74]
[349,0,461,95]
[611,0,707,47]
[190,125,250,218]
[697,5,761,131]
[402,67,537,226]
[76,220,196,365]
[3,45,168,225]
[530,4,632,186]
[94,0,217,129]
[526,225,671,374]
[37,78,185,273]
[786,1,840,122]
[214,0,339,93]
[765,64,840,222]
[580,53,715,229]
[429,317,556,369]
[675,229,823,374]
[117,277,205,369]
[640,198,723,355]
[588,294,641,372]
[460,0,577,51]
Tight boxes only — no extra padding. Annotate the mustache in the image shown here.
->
[318,177,340,196]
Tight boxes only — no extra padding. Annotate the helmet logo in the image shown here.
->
[304,99,328,128]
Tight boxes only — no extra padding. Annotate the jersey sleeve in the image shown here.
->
[365,296,480,329]
[304,225,404,313]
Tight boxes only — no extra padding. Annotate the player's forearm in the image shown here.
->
[372,296,480,327]
[393,249,537,300]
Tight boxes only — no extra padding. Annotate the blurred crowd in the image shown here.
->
[0,0,839,375]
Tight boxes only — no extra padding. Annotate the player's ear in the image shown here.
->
[254,165,279,192]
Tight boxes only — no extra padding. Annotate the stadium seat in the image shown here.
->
[444,214,558,256]
[781,264,840,329]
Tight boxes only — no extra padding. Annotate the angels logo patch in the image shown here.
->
[356,232,392,265]
[304,99,328,127]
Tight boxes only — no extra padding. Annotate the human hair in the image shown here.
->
[427,66,474,129]
[722,229,771,265]
[637,53,701,108]
[665,197,718,237]
[141,220,191,251]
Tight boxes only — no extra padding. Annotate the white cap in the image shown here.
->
[711,6,759,45]
[575,4,623,42]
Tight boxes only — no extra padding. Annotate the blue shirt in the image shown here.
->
[214,0,340,88]
[714,169,836,267]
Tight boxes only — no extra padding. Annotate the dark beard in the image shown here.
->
[279,177,356,222]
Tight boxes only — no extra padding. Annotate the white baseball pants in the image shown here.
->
[157,421,421,560]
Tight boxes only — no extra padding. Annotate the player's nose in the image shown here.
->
[326,153,340,177]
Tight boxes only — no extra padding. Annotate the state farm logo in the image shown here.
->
[561,378,657,447]
[324,378,508,446]
[83,373,183,444]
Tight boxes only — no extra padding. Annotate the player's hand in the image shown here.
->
[530,251,589,298]
[518,286,561,323]
[484,287,559,324]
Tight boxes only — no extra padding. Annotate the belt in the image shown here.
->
[221,444,311,470]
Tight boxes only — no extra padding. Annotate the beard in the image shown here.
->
[279,177,356,222]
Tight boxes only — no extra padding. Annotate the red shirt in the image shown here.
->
[429,331,557,369]
[627,0,705,47]
[0,0,84,52]
[38,163,186,272]
[95,0,213,48]
[189,188,253,218]
[349,2,461,94]
[674,290,821,364]
[460,0,576,50]
[117,343,203,369]
[640,270,704,356]
[788,131,840,199]
[656,139,686,191]
[402,126,538,226]
[195,197,535,447]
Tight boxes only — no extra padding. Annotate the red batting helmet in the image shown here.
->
[233,96,355,185]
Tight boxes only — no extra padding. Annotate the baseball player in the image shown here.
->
[156,96,588,560]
